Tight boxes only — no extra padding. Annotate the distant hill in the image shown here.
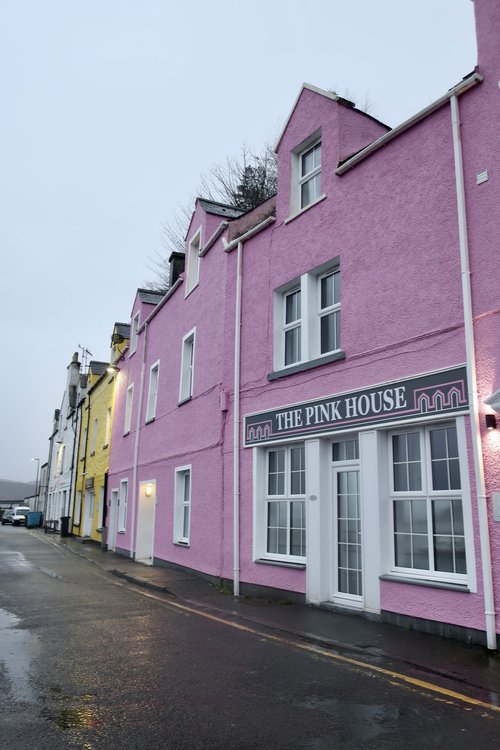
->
[0,478,36,504]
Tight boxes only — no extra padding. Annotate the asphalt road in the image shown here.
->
[1,526,500,750]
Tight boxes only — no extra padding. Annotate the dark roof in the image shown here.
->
[138,289,165,305]
[198,198,245,219]
[89,361,108,376]
[114,322,131,339]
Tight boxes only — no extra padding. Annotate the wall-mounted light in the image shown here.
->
[486,414,497,431]
[145,484,153,497]
[107,364,120,374]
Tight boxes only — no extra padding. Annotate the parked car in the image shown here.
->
[11,506,31,526]
[1,510,14,525]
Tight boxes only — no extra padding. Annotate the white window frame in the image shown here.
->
[129,311,140,356]
[146,360,160,422]
[118,479,128,532]
[185,227,201,297]
[254,444,306,564]
[290,130,324,217]
[56,444,65,475]
[174,465,192,544]
[388,421,470,585]
[299,139,322,209]
[274,259,340,372]
[179,328,196,403]
[80,428,87,460]
[124,383,134,434]
[104,407,111,447]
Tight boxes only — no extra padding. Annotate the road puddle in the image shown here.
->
[0,607,39,702]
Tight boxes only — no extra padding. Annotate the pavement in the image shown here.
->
[31,528,500,699]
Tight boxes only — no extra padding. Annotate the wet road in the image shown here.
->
[1,527,500,749]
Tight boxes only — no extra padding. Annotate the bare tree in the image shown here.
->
[143,144,277,291]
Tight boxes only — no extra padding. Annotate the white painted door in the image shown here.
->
[83,491,94,537]
[135,483,155,565]
[332,468,363,606]
[107,490,118,551]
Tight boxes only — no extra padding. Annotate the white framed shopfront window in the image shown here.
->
[254,443,306,564]
[387,421,472,584]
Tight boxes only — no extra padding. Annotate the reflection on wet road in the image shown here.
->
[0,527,499,750]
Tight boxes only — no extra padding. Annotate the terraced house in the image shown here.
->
[72,324,129,541]
[103,0,500,648]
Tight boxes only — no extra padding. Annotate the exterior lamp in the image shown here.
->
[486,414,497,431]
[145,484,153,497]
[107,364,120,374]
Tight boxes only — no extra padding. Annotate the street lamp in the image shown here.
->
[31,458,40,511]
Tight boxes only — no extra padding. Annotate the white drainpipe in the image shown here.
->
[451,94,497,650]
[233,241,243,597]
[131,321,148,560]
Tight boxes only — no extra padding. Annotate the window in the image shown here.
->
[130,311,139,355]
[319,270,340,355]
[299,140,321,209]
[104,407,111,447]
[56,444,65,475]
[185,228,201,296]
[80,428,87,459]
[284,288,301,366]
[124,384,134,434]
[146,361,160,422]
[179,329,195,403]
[91,418,98,455]
[265,445,306,560]
[174,466,191,543]
[118,479,128,532]
[390,424,466,579]
[274,261,341,373]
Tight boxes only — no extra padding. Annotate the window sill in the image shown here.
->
[90,451,95,457]
[284,194,327,225]
[255,558,306,570]
[103,444,109,450]
[380,574,470,592]
[268,351,345,381]
[117,530,126,534]
[174,540,190,547]
[123,431,130,437]
[145,417,155,425]
[178,395,192,407]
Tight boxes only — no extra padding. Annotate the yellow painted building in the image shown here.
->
[72,323,129,541]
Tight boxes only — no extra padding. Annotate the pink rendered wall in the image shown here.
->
[228,68,499,630]
[108,204,228,576]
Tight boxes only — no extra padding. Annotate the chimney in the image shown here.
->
[169,251,185,288]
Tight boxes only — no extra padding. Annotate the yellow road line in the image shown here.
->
[137,588,500,715]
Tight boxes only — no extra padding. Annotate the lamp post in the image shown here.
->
[31,458,40,512]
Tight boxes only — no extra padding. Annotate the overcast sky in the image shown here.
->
[0,0,477,482]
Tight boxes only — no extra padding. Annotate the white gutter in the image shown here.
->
[232,241,243,597]
[451,94,497,650]
[336,73,482,175]
[223,216,276,253]
[130,321,149,560]
[200,221,229,257]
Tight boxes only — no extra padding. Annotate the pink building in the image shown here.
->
[107,0,500,648]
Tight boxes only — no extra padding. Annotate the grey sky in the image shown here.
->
[0,1,476,482]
